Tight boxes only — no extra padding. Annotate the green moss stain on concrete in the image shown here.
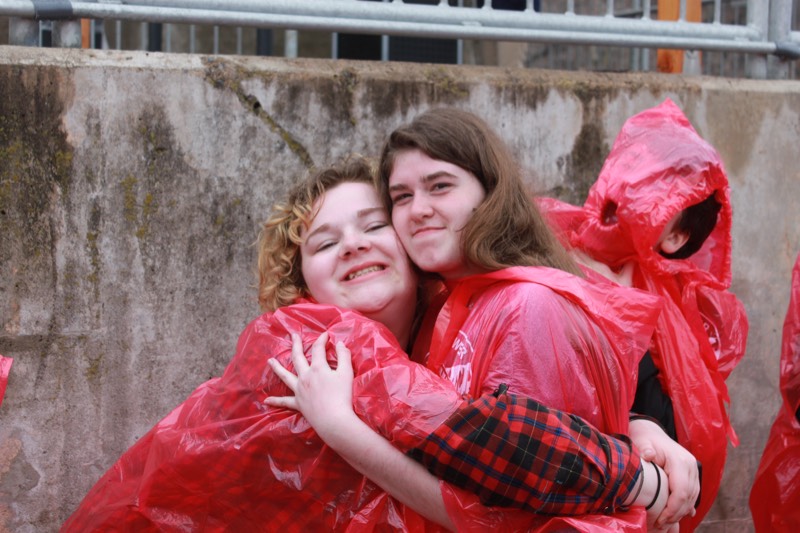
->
[551,80,615,204]
[202,58,314,169]
[121,174,139,226]
[86,201,102,299]
[424,66,469,101]
[0,65,73,288]
[84,353,103,383]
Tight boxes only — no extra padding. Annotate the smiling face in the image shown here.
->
[300,181,418,343]
[387,149,486,280]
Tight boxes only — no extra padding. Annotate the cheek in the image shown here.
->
[300,257,326,299]
[391,211,412,239]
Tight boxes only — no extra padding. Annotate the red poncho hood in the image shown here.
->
[569,98,732,287]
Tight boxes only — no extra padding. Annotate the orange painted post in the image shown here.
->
[657,0,702,73]
[81,19,91,48]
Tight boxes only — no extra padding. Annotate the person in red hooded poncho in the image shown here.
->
[749,252,800,532]
[63,156,675,532]
[272,108,702,532]
[539,98,749,531]
[0,355,11,409]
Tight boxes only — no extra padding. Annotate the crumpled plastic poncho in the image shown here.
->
[0,355,11,409]
[539,98,748,531]
[63,265,661,533]
[413,266,662,532]
[62,302,462,532]
[749,252,800,532]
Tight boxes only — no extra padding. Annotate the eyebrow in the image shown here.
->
[304,206,386,241]
[388,171,454,193]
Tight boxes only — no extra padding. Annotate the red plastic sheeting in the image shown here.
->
[539,98,748,532]
[63,303,461,532]
[414,266,662,531]
[0,355,11,409]
[750,253,800,532]
[64,265,660,533]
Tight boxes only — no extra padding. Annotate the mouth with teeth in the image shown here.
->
[345,265,385,281]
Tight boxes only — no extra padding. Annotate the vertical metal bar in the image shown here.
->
[767,0,793,78]
[331,32,338,59]
[190,24,196,53]
[213,26,219,54]
[566,0,575,15]
[139,22,147,51]
[457,0,463,65]
[381,0,389,62]
[285,29,298,58]
[642,0,651,19]
[236,27,243,55]
[746,0,769,78]
[713,0,721,24]
[165,23,171,53]
[9,17,39,46]
[115,20,121,50]
[607,0,614,17]
[679,0,687,20]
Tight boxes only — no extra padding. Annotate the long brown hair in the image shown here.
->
[256,156,376,311]
[377,107,581,276]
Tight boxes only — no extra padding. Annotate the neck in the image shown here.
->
[367,308,413,350]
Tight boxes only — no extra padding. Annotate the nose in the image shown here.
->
[339,229,371,257]
[409,194,434,220]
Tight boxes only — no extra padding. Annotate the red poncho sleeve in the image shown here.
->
[62,303,461,532]
[749,253,800,533]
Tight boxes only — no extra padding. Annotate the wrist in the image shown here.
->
[314,409,364,447]
[639,462,667,524]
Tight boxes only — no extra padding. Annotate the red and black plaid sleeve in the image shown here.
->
[409,385,641,515]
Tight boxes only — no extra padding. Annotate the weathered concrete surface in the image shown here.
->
[0,44,798,532]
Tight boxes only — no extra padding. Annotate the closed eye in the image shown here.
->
[366,222,389,232]
[316,240,336,252]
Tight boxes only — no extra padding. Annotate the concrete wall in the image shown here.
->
[0,44,798,532]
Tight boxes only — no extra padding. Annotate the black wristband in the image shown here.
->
[645,462,662,511]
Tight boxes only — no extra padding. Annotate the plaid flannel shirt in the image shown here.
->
[411,386,642,515]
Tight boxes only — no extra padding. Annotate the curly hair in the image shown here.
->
[256,156,376,311]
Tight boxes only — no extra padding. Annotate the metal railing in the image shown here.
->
[3,0,799,78]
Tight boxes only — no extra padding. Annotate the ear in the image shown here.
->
[659,228,690,255]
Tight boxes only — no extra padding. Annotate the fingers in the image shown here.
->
[310,332,329,366]
[263,394,298,411]
[267,357,298,391]
[291,333,310,372]
[335,342,353,379]
[656,456,699,527]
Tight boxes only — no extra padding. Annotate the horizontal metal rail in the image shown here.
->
[2,0,797,57]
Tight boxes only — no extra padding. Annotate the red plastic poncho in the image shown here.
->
[539,98,748,531]
[750,253,800,532]
[62,302,464,532]
[0,355,11,409]
[413,266,662,532]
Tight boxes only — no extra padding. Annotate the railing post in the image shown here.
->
[9,17,39,46]
[767,0,794,79]
[746,0,770,78]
